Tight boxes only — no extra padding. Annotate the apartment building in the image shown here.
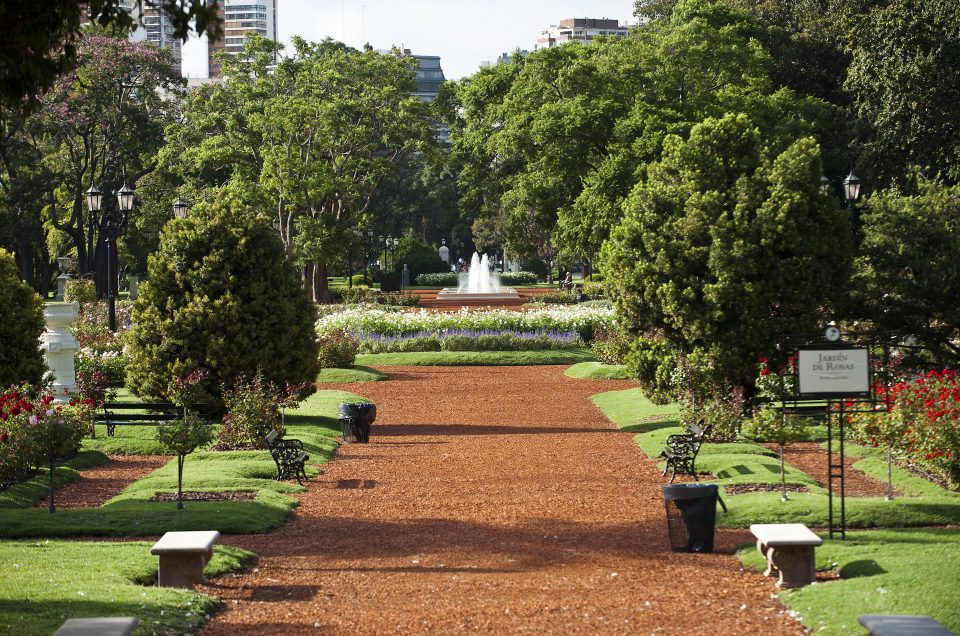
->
[535,18,628,50]
[208,0,279,77]
[117,0,183,74]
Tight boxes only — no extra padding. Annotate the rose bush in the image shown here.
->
[0,383,90,488]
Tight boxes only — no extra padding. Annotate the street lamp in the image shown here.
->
[85,180,135,331]
[173,197,189,219]
[819,175,831,196]
[843,170,863,240]
[85,184,103,277]
[364,229,373,279]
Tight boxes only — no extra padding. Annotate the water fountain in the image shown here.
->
[435,252,520,302]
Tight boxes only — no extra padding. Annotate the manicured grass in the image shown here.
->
[356,349,597,366]
[738,528,960,635]
[0,539,255,636]
[0,389,363,538]
[565,361,631,380]
[592,387,960,528]
[316,365,389,383]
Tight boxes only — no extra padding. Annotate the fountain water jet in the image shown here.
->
[436,252,519,302]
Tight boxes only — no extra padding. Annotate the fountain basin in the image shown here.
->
[436,287,520,301]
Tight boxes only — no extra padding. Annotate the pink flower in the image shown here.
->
[28,415,38,426]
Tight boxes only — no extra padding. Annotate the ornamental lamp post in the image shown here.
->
[85,183,103,277]
[108,182,135,332]
[364,229,373,279]
[819,175,831,196]
[172,197,189,219]
[843,170,863,241]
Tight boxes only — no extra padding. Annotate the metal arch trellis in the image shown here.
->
[774,329,912,539]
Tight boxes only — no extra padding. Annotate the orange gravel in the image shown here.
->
[770,442,896,498]
[199,366,806,635]
[35,455,170,509]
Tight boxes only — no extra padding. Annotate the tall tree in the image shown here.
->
[0,33,183,293]
[602,113,851,398]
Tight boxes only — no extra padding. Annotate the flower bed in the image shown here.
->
[316,306,615,351]
[0,383,90,489]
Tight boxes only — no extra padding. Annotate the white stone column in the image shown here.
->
[39,302,80,400]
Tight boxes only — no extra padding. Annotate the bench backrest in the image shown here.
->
[265,430,279,446]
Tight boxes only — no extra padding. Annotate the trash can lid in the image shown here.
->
[663,483,719,500]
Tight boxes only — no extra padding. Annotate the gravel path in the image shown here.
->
[199,366,806,635]
[35,455,169,509]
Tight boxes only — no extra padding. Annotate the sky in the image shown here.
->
[181,0,635,80]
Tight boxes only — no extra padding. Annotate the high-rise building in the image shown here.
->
[409,52,445,103]
[535,18,628,50]
[207,0,279,78]
[117,0,183,74]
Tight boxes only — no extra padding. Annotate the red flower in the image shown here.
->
[0,431,7,442]
[760,368,771,376]
[10,405,19,416]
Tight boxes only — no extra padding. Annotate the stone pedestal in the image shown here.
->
[55,275,69,301]
[40,302,79,399]
[128,273,139,300]
[757,540,817,588]
[401,264,410,288]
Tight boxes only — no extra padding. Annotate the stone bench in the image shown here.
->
[150,530,220,588]
[858,614,955,636]
[54,617,138,636]
[750,523,822,589]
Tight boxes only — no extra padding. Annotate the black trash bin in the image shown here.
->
[662,483,727,552]
[338,403,377,443]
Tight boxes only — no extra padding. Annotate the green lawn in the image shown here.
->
[738,528,960,634]
[0,389,360,538]
[316,365,389,383]
[592,387,960,528]
[356,349,596,366]
[565,361,631,380]
[0,540,255,636]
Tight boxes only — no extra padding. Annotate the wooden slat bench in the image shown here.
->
[54,617,139,636]
[150,530,220,588]
[750,523,823,588]
[858,615,955,636]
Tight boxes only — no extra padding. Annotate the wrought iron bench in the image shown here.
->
[265,430,309,484]
[660,420,712,483]
[94,402,182,438]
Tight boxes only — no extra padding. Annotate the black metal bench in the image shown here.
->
[660,420,713,483]
[265,430,309,484]
[94,402,182,438]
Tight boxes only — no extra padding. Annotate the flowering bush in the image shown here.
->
[217,371,281,450]
[318,331,359,368]
[755,355,797,402]
[70,300,131,387]
[156,414,215,510]
[63,278,97,304]
[877,370,960,488]
[591,326,631,365]
[317,305,614,344]
[0,383,90,488]
[358,328,583,353]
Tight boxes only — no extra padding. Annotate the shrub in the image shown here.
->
[530,290,579,305]
[339,286,377,304]
[745,406,815,500]
[350,273,373,287]
[591,326,631,365]
[318,331,359,368]
[521,257,548,281]
[125,198,320,414]
[0,249,47,387]
[217,371,281,450]
[64,278,97,304]
[500,271,538,285]
[416,272,458,286]
[379,292,419,307]
[582,280,606,299]
[702,386,745,442]
[393,237,449,279]
[880,370,960,488]
[0,383,89,489]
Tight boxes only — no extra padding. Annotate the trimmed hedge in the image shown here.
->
[414,271,539,286]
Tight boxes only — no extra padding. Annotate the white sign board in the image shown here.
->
[797,348,871,398]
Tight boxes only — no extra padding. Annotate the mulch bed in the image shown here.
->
[151,491,257,502]
[34,455,170,509]
[195,366,808,635]
[764,442,897,498]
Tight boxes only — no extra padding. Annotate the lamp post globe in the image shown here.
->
[842,171,861,204]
